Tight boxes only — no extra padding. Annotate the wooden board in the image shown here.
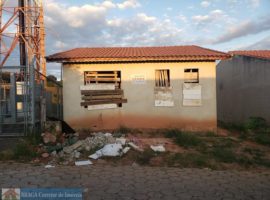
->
[82,94,123,100]
[81,99,127,106]
[81,89,123,95]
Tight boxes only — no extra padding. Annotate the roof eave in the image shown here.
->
[46,55,231,63]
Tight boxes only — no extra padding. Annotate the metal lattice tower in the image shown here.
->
[0,0,46,76]
[0,0,46,135]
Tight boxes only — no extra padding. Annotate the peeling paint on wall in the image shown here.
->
[87,104,117,110]
[183,83,202,106]
[154,87,174,107]
[80,84,115,91]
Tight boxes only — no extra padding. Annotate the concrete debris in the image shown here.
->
[73,150,81,159]
[116,137,126,145]
[123,147,130,154]
[63,140,83,154]
[82,132,115,151]
[75,160,93,166]
[128,142,143,152]
[41,132,57,144]
[40,131,158,165]
[150,145,166,152]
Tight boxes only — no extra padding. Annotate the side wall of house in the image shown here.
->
[217,56,270,124]
[63,62,217,131]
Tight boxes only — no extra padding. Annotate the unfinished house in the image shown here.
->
[46,45,229,131]
[217,50,270,124]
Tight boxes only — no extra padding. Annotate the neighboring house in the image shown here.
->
[46,45,229,131]
[217,50,270,124]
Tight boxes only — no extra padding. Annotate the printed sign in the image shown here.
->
[2,188,82,200]
[131,75,146,84]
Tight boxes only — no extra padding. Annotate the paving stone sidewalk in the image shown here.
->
[0,162,269,200]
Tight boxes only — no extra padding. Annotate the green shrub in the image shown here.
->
[254,133,270,146]
[212,147,237,163]
[164,129,181,138]
[246,117,267,131]
[171,132,202,148]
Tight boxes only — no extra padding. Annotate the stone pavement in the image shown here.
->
[0,162,269,200]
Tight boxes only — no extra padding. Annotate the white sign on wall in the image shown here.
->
[131,74,146,84]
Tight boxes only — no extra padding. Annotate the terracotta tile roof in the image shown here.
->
[46,45,230,63]
[229,50,270,60]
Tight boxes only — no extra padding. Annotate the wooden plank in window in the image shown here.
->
[81,98,127,106]
[81,89,123,95]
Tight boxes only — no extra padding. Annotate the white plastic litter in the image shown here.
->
[45,164,55,169]
[150,145,166,152]
[89,151,103,159]
[75,160,93,166]
[100,143,123,156]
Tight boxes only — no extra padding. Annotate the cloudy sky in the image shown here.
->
[3,0,270,77]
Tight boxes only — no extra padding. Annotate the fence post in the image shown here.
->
[10,73,17,123]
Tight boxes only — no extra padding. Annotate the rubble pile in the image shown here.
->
[39,121,166,167]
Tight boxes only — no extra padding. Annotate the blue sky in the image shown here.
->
[25,0,270,76]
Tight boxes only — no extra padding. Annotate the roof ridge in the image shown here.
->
[192,45,227,55]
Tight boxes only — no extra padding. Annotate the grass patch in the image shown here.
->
[164,129,203,148]
[166,152,215,169]
[12,139,38,161]
[254,133,270,146]
[212,147,237,163]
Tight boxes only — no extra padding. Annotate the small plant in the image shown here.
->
[245,117,267,131]
[174,132,202,148]
[205,131,216,137]
[212,147,237,163]
[164,129,181,138]
[12,139,38,160]
[115,125,131,136]
[254,133,270,146]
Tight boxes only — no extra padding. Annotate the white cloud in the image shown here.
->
[201,1,211,8]
[192,9,225,25]
[117,0,141,9]
[213,16,270,44]
[250,0,260,8]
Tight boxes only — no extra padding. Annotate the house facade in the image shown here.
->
[47,45,229,131]
[217,50,270,124]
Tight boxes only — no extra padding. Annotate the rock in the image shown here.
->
[150,145,166,152]
[41,132,57,144]
[41,152,50,158]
